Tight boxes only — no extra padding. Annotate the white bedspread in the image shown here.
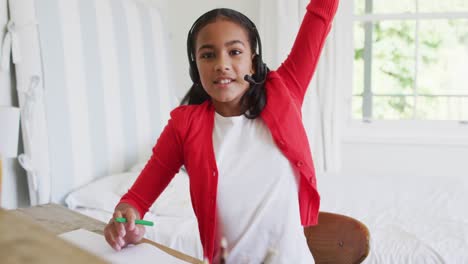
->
[319,173,468,263]
[66,169,468,263]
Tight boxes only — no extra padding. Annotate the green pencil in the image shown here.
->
[114,217,154,226]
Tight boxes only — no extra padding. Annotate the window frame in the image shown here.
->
[336,0,468,145]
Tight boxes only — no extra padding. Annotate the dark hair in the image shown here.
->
[181,8,269,119]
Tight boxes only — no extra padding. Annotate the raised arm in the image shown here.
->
[276,0,339,106]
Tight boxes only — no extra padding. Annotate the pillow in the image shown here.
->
[127,162,187,174]
[149,171,193,218]
[127,162,147,173]
[66,166,194,218]
[65,172,136,212]
[117,169,194,218]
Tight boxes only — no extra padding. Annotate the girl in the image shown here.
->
[104,0,338,263]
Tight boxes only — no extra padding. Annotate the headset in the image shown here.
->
[186,9,268,86]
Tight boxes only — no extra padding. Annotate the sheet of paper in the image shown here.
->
[59,229,187,264]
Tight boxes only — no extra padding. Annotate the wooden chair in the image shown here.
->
[304,212,370,264]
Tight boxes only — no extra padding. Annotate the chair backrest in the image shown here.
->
[304,212,370,264]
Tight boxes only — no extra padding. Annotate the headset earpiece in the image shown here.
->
[189,62,199,84]
[187,22,200,85]
[252,54,267,82]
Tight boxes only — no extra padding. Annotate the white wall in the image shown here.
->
[0,0,30,209]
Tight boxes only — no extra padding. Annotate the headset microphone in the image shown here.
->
[244,74,264,85]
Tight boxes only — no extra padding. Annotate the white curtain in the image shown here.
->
[259,0,342,173]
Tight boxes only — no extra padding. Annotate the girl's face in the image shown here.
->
[195,19,254,117]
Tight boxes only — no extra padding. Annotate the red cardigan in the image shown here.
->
[120,0,338,261]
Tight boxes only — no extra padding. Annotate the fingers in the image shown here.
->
[123,223,145,244]
[104,207,145,251]
[134,224,145,236]
[109,230,125,250]
[125,207,137,231]
[104,210,128,251]
[113,211,126,237]
[104,220,124,251]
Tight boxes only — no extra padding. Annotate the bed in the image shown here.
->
[7,0,468,262]
[65,168,468,262]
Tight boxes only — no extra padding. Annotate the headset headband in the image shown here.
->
[187,9,263,63]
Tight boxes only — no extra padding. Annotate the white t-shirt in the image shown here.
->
[213,112,314,264]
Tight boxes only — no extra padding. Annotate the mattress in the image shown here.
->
[65,167,468,263]
[319,172,468,263]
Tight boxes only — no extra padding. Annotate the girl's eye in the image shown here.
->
[230,50,242,56]
[200,52,214,59]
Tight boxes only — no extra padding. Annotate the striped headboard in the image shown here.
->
[10,0,172,204]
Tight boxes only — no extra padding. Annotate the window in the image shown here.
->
[352,0,468,121]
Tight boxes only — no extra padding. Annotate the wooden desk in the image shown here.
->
[3,203,202,264]
[0,205,106,263]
